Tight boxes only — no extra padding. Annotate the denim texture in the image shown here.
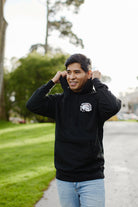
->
[56,178,105,207]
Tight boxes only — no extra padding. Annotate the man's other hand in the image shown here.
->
[92,70,101,80]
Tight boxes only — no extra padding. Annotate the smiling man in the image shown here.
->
[26,53,121,207]
[66,62,91,92]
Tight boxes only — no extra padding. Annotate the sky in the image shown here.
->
[3,0,138,96]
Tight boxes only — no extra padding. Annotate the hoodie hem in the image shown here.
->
[56,170,104,182]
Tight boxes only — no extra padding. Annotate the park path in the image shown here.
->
[35,121,138,207]
[35,179,60,207]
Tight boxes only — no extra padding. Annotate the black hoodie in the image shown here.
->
[26,77,121,182]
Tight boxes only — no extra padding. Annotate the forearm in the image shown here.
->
[93,78,121,121]
[26,80,55,116]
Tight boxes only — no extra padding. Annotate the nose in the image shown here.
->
[70,72,75,79]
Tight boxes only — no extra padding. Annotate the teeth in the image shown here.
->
[70,82,77,85]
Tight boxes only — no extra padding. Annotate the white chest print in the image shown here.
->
[80,103,92,112]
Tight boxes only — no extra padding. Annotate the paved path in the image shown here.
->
[35,179,60,207]
[35,121,138,207]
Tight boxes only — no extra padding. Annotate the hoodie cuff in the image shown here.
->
[43,80,55,89]
[45,79,55,86]
[37,80,55,95]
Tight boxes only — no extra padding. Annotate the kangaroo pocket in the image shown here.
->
[55,139,102,172]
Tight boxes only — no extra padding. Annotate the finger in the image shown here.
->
[61,71,67,77]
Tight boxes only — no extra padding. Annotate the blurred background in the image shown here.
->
[0,0,138,122]
[0,2,138,207]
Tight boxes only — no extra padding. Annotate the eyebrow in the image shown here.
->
[67,69,81,71]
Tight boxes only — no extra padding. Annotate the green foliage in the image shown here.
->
[49,17,84,48]
[0,122,55,207]
[48,0,85,48]
[4,53,67,121]
[30,0,85,53]
[48,0,85,14]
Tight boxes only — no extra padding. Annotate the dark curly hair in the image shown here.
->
[65,54,92,72]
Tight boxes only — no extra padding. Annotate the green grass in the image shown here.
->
[0,121,56,207]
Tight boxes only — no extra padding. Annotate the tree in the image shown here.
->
[0,0,8,120]
[30,0,85,54]
[4,52,67,121]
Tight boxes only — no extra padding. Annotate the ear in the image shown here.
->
[87,70,92,79]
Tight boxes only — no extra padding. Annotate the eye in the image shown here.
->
[67,70,71,74]
[75,70,81,74]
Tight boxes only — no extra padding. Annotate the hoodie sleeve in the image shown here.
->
[92,78,121,122]
[26,80,58,119]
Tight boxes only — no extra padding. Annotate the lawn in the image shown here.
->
[0,121,56,207]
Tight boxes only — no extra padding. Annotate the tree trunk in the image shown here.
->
[0,82,6,120]
[0,0,8,120]
[44,0,49,54]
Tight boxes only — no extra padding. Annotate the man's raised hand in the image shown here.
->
[52,71,67,84]
[92,70,101,80]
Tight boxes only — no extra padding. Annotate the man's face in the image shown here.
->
[66,63,91,92]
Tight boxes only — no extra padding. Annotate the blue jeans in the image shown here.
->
[56,178,105,207]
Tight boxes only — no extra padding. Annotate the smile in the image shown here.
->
[69,82,78,86]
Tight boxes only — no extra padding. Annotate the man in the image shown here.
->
[26,54,121,207]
